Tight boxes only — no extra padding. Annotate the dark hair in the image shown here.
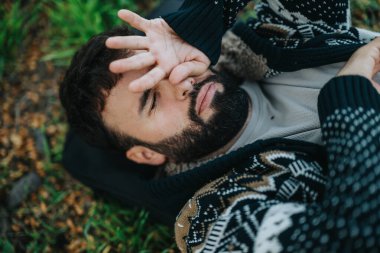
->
[60,26,138,150]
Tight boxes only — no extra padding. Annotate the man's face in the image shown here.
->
[102,67,249,163]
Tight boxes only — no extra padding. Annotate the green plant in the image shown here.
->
[0,1,40,79]
[0,239,15,253]
[42,0,150,66]
[351,0,380,31]
[82,201,175,252]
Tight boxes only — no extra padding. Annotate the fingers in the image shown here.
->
[338,38,380,78]
[361,38,380,77]
[106,36,148,49]
[169,61,209,85]
[109,52,156,73]
[118,9,149,32]
[129,67,166,92]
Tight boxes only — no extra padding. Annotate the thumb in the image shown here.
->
[169,61,209,85]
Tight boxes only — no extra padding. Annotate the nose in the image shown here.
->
[174,78,194,100]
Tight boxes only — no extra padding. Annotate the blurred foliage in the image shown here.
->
[352,0,380,10]
[352,0,380,31]
[0,1,42,79]
[0,0,176,252]
[1,0,380,252]
[43,0,157,66]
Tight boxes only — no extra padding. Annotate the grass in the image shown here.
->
[42,0,144,66]
[0,0,380,252]
[0,1,41,79]
[0,0,176,252]
[352,0,380,31]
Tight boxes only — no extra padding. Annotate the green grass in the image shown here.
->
[351,0,380,31]
[42,0,155,66]
[1,0,380,252]
[0,1,41,79]
[1,1,176,252]
[2,161,176,252]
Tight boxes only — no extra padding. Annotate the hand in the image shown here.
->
[106,9,211,92]
[338,38,380,92]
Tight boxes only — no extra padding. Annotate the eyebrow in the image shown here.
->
[138,89,151,115]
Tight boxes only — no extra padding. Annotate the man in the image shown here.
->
[61,0,378,164]
[63,2,380,251]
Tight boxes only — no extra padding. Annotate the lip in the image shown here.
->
[195,82,217,115]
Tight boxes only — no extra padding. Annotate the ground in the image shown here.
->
[0,0,379,252]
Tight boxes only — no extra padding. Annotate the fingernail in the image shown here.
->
[118,9,126,15]
[105,38,111,46]
[109,62,117,71]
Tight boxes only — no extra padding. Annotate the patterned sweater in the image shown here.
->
[175,76,380,252]
[161,0,380,252]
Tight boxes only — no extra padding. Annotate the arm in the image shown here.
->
[268,50,380,252]
[163,0,251,64]
[165,0,352,60]
[106,1,251,92]
[258,39,380,252]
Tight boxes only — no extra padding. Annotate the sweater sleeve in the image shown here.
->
[317,76,380,226]
[290,76,380,251]
[256,76,380,252]
[256,0,351,27]
[257,76,380,252]
[163,0,250,65]
[318,75,380,123]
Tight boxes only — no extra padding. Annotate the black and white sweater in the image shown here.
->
[160,0,380,252]
[175,76,380,252]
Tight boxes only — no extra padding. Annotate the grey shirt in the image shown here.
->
[229,62,345,151]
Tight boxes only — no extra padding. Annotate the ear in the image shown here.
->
[126,146,167,165]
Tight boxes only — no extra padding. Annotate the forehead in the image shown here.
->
[101,69,144,135]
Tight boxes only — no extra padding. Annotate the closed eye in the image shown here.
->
[149,91,158,114]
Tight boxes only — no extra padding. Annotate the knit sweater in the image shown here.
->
[174,75,380,252]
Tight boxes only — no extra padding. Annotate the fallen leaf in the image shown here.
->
[11,224,20,232]
[40,202,47,214]
[73,204,84,216]
[10,133,23,148]
[102,245,111,253]
[66,218,76,234]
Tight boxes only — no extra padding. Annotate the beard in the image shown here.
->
[143,72,249,163]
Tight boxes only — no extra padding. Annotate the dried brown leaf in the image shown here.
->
[10,133,23,148]
[73,204,84,216]
[40,202,47,214]
[102,245,111,253]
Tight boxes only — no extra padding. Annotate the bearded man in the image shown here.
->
[60,1,380,250]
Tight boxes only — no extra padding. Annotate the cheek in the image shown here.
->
[151,103,191,138]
